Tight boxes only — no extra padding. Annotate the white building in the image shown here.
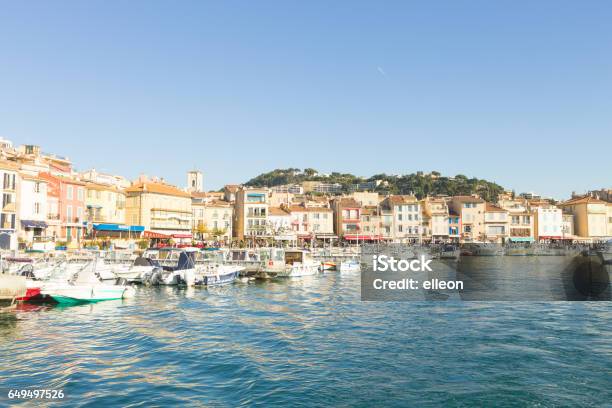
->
[0,161,19,250]
[532,205,563,240]
[381,195,422,242]
[18,174,48,246]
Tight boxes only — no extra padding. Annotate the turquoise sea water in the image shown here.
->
[1,271,611,407]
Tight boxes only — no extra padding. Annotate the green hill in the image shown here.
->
[244,169,504,202]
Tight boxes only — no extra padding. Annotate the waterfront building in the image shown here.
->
[448,210,461,242]
[379,204,394,241]
[289,205,335,243]
[562,212,575,238]
[18,173,49,248]
[448,196,485,242]
[233,187,270,241]
[0,161,20,250]
[84,182,126,225]
[268,206,294,240]
[192,199,233,242]
[82,182,142,239]
[39,173,86,246]
[360,205,382,241]
[331,197,363,241]
[186,170,204,193]
[559,195,609,240]
[484,203,510,243]
[421,197,450,242]
[125,178,192,242]
[531,204,563,241]
[500,199,534,242]
[380,195,421,243]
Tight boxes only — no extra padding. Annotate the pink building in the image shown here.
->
[39,173,86,244]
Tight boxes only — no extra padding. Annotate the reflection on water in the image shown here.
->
[1,271,611,407]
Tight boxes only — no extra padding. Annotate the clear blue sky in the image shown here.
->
[1,1,610,199]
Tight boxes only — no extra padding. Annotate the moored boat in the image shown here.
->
[261,249,319,278]
[40,260,135,304]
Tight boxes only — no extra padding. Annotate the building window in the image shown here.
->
[34,203,40,214]
[67,186,73,200]
[78,187,84,201]
[2,193,12,208]
[66,205,73,220]
[3,173,15,190]
[34,182,41,193]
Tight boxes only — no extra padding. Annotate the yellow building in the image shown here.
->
[85,182,126,225]
[192,200,233,242]
[559,196,609,240]
[125,179,192,241]
[421,197,449,241]
[484,203,510,243]
[448,196,485,242]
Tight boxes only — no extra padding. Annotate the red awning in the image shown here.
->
[171,233,192,239]
[344,234,382,241]
[143,231,171,239]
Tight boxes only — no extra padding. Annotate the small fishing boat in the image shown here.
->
[262,249,319,278]
[321,261,337,271]
[339,259,361,274]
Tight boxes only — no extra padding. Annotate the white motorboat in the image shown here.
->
[262,249,319,278]
[141,248,196,286]
[40,260,135,304]
[112,256,161,283]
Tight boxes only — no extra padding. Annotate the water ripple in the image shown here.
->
[1,273,610,407]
